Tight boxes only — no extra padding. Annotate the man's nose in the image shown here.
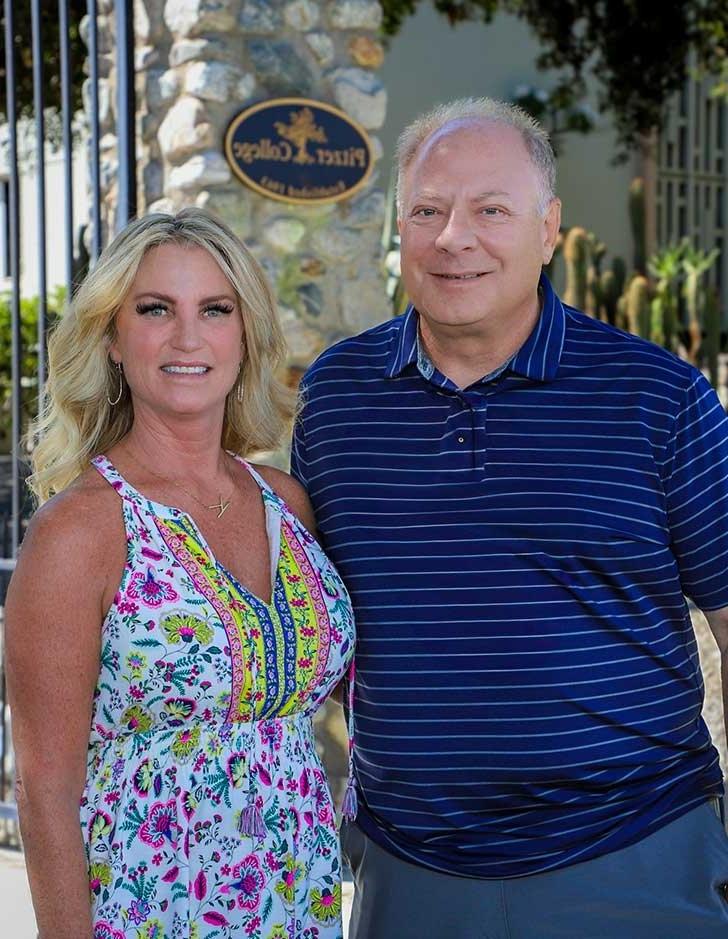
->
[434,210,478,252]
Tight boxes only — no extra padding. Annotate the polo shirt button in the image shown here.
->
[720,882,728,903]
[458,436,465,443]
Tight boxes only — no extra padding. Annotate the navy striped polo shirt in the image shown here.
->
[291,274,728,878]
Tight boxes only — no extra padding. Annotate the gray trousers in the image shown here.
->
[342,802,728,939]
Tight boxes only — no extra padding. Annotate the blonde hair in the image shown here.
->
[395,97,556,217]
[28,207,293,502]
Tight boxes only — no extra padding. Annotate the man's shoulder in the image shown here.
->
[562,302,697,389]
[302,314,406,384]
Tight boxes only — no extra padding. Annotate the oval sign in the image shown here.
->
[224,97,374,205]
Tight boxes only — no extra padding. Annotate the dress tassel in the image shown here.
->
[341,776,358,821]
[239,801,266,839]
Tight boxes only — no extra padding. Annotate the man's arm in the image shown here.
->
[704,606,728,754]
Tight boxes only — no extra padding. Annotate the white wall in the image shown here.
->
[378,7,639,282]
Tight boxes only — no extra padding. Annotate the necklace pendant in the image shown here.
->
[209,496,231,518]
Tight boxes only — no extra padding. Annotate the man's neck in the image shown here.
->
[418,295,541,390]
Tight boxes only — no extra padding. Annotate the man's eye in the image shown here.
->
[135,302,168,316]
[413,207,437,217]
[482,207,504,216]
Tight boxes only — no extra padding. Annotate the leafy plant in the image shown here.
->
[0,292,61,452]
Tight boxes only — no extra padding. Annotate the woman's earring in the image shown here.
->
[236,358,244,402]
[107,361,124,406]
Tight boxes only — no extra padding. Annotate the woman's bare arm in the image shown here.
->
[5,486,121,938]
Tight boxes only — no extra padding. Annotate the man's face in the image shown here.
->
[397,120,561,335]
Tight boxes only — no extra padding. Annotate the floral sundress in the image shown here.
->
[83,455,355,939]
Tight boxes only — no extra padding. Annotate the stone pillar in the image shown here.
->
[93,0,390,373]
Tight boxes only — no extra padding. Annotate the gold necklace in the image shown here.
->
[124,449,234,519]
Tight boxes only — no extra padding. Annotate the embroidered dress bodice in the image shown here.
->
[82,454,355,938]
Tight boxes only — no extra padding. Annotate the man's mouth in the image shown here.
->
[432,272,487,280]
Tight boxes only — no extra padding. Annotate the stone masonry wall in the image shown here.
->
[90,0,390,383]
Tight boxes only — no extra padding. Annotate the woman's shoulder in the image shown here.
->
[248,462,316,531]
[22,465,122,559]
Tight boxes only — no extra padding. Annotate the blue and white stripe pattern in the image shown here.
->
[291,274,728,878]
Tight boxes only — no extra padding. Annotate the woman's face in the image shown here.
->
[110,242,244,425]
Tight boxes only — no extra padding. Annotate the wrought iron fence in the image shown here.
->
[0,0,136,842]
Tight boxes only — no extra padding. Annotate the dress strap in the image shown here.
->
[91,454,139,502]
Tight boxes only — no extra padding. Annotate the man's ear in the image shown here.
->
[542,198,562,265]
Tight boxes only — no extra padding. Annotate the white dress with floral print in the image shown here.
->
[83,456,355,939]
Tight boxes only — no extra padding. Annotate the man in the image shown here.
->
[291,98,728,938]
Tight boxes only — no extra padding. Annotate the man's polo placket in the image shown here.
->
[416,334,512,474]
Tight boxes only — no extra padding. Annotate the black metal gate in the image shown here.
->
[0,0,136,841]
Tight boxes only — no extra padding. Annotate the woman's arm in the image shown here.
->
[5,487,119,938]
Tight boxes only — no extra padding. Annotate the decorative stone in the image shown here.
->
[297,282,324,318]
[149,197,177,214]
[168,151,232,191]
[158,69,181,103]
[311,225,360,263]
[346,188,386,227]
[299,256,326,277]
[164,0,237,37]
[184,61,242,103]
[284,0,320,30]
[327,0,381,30]
[248,40,315,96]
[240,0,282,33]
[135,45,160,70]
[140,70,167,111]
[329,67,386,129]
[158,96,215,161]
[170,38,211,67]
[134,0,152,42]
[348,35,384,69]
[305,31,334,66]
[196,188,254,241]
[236,73,257,101]
[143,159,165,203]
[278,305,326,365]
[341,276,390,334]
[369,134,383,162]
[82,77,111,127]
[264,217,307,253]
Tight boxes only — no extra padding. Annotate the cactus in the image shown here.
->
[626,275,651,338]
[702,286,721,391]
[648,242,685,352]
[600,257,626,326]
[682,243,720,364]
[616,293,629,332]
[650,296,665,347]
[563,226,589,309]
[703,287,721,390]
[629,177,647,274]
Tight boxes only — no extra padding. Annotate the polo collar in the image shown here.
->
[384,272,566,383]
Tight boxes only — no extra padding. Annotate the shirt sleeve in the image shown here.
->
[662,370,728,610]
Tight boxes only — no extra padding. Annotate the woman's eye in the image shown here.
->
[202,303,235,317]
[135,302,168,316]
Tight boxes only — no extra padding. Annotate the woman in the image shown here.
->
[5,208,355,938]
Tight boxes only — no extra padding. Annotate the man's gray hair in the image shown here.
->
[395,97,557,217]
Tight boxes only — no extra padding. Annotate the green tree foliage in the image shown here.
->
[0,295,60,452]
[381,0,728,153]
[0,1,86,122]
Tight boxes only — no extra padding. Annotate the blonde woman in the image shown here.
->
[5,209,355,939]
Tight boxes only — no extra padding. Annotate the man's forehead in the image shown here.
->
[415,118,523,164]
